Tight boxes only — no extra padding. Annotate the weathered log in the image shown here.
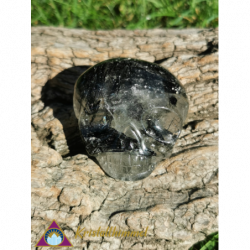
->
[31,27,218,250]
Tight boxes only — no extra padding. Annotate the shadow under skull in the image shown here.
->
[73,58,189,181]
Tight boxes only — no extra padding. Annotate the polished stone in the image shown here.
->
[73,58,189,181]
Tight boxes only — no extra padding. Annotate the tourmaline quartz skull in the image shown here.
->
[73,58,189,181]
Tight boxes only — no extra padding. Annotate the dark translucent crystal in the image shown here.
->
[73,58,189,181]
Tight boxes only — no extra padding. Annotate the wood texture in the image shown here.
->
[31,27,218,250]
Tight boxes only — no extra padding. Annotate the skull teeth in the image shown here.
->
[96,152,156,181]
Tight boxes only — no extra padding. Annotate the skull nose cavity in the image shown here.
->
[129,123,155,157]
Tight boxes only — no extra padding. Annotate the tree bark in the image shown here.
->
[31,27,218,250]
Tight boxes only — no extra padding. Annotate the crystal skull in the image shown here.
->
[73,58,189,181]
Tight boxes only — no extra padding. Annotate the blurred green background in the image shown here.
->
[31,0,218,29]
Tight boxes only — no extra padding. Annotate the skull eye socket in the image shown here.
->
[141,108,182,144]
[127,101,144,120]
[145,119,165,142]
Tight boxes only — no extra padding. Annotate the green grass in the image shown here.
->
[31,0,218,29]
[189,232,218,250]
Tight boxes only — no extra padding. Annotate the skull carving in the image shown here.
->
[73,58,189,181]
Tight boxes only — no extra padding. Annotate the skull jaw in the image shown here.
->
[95,151,168,181]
